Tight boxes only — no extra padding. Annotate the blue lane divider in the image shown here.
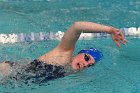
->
[0,27,140,44]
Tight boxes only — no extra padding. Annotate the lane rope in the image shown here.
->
[0,27,140,44]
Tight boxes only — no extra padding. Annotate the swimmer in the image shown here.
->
[0,21,127,83]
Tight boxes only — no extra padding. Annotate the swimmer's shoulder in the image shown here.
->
[38,47,73,66]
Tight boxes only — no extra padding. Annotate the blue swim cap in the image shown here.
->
[78,48,103,62]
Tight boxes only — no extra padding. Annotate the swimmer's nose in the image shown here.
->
[84,60,92,65]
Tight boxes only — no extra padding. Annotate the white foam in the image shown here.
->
[8,34,18,43]
[128,27,140,36]
[138,27,140,36]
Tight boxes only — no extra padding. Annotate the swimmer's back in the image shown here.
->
[3,59,66,84]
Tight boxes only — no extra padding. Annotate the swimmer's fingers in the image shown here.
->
[111,28,123,38]
[114,30,124,40]
[118,32,128,45]
[111,28,128,46]
[112,35,127,47]
[111,35,124,47]
[124,39,128,43]
[118,34,127,45]
[120,39,128,45]
[112,37,121,47]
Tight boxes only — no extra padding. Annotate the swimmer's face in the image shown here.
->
[72,53,95,70]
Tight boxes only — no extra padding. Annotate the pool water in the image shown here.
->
[0,0,140,93]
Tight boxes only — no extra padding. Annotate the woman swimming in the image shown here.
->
[0,21,127,84]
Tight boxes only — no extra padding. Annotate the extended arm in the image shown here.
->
[57,21,126,51]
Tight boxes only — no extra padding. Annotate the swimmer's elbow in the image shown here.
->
[73,21,81,26]
[72,21,88,32]
[72,22,83,32]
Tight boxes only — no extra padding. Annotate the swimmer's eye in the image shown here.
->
[84,54,90,62]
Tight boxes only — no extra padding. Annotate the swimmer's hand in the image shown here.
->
[110,27,127,47]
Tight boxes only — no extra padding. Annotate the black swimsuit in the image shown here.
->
[6,59,65,84]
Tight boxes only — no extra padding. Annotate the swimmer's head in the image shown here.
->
[72,48,103,70]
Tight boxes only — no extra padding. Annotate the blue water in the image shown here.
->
[0,0,140,93]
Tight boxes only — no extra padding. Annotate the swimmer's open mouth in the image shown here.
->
[88,64,94,67]
[77,63,81,69]
[77,63,94,69]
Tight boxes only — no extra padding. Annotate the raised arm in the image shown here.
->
[57,21,126,51]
